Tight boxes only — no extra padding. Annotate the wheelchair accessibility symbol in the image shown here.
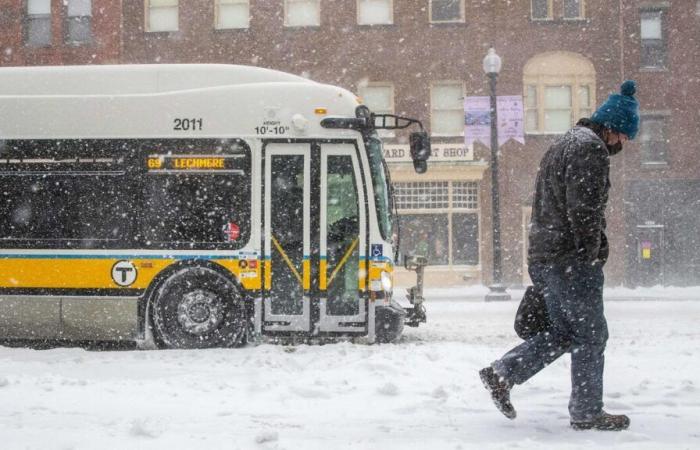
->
[371,244,383,258]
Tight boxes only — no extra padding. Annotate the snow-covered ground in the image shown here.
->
[1,287,699,450]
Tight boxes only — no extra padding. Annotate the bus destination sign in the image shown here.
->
[147,155,240,172]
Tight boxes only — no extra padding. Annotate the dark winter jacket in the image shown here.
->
[528,119,612,265]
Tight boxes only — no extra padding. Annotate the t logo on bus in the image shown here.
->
[111,260,138,287]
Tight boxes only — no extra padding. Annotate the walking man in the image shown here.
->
[480,81,640,431]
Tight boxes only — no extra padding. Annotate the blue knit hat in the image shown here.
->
[590,80,640,140]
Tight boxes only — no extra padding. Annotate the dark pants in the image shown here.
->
[492,261,608,421]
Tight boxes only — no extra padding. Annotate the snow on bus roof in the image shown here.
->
[0,64,316,96]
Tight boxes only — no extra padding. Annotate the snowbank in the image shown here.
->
[1,295,698,449]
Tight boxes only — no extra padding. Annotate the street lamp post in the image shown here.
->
[483,48,511,302]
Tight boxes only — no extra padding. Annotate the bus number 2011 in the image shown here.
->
[173,118,203,131]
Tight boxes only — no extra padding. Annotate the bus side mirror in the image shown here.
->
[410,131,431,174]
[404,254,428,271]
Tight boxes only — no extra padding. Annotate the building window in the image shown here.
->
[430,0,464,23]
[285,0,320,27]
[697,0,700,15]
[640,10,666,68]
[359,83,395,137]
[146,0,179,32]
[563,0,584,19]
[66,0,92,45]
[357,0,393,25]
[452,181,478,209]
[578,85,592,118]
[639,115,668,165]
[543,86,572,133]
[394,181,479,266]
[395,182,449,210]
[25,0,52,47]
[216,0,249,29]
[524,85,538,132]
[531,0,552,20]
[431,82,464,136]
[523,52,596,134]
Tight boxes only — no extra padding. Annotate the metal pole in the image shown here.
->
[486,72,511,302]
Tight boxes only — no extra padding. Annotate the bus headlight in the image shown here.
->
[380,271,393,295]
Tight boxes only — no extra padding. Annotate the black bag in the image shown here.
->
[514,285,550,339]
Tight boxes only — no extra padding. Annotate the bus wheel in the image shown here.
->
[151,267,246,349]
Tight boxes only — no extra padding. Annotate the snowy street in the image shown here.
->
[1,288,699,450]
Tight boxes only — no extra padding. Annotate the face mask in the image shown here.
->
[607,141,623,155]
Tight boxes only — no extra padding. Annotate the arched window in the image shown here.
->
[523,52,596,134]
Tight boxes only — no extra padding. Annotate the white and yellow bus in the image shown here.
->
[0,64,430,348]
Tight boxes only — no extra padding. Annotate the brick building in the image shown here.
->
[2,0,699,286]
[0,0,121,65]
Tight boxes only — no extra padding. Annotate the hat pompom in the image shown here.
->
[620,80,636,96]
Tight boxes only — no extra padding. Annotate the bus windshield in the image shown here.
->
[366,134,393,242]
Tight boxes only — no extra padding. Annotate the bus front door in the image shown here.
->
[262,143,367,338]
[318,144,367,335]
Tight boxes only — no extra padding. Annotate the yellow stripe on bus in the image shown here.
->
[320,259,328,290]
[264,259,272,290]
[0,258,262,291]
[303,259,311,291]
[358,259,368,291]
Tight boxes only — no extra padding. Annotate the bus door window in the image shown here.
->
[325,155,360,316]
[269,154,306,315]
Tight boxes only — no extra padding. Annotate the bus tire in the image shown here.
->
[150,266,246,349]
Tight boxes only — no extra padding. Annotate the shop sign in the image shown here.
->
[383,143,473,163]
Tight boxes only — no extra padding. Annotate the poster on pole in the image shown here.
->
[465,95,525,149]
[496,95,525,146]
[464,96,491,149]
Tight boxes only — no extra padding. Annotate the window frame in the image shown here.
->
[0,139,135,249]
[393,180,480,267]
[144,0,179,33]
[640,9,667,69]
[542,85,573,134]
[0,138,253,250]
[359,82,396,138]
[284,0,321,28]
[562,0,585,20]
[430,81,466,137]
[141,139,252,250]
[214,0,250,30]
[357,0,394,26]
[526,81,594,135]
[64,0,93,46]
[429,0,465,24]
[24,0,52,48]
[639,113,669,167]
[530,0,553,21]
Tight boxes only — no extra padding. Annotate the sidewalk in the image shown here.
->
[395,285,700,303]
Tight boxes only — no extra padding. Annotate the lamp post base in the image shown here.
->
[485,284,511,302]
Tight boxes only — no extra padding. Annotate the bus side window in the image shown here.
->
[0,140,133,249]
[140,140,252,250]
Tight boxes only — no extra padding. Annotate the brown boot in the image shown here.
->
[571,411,630,431]
[479,366,516,419]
